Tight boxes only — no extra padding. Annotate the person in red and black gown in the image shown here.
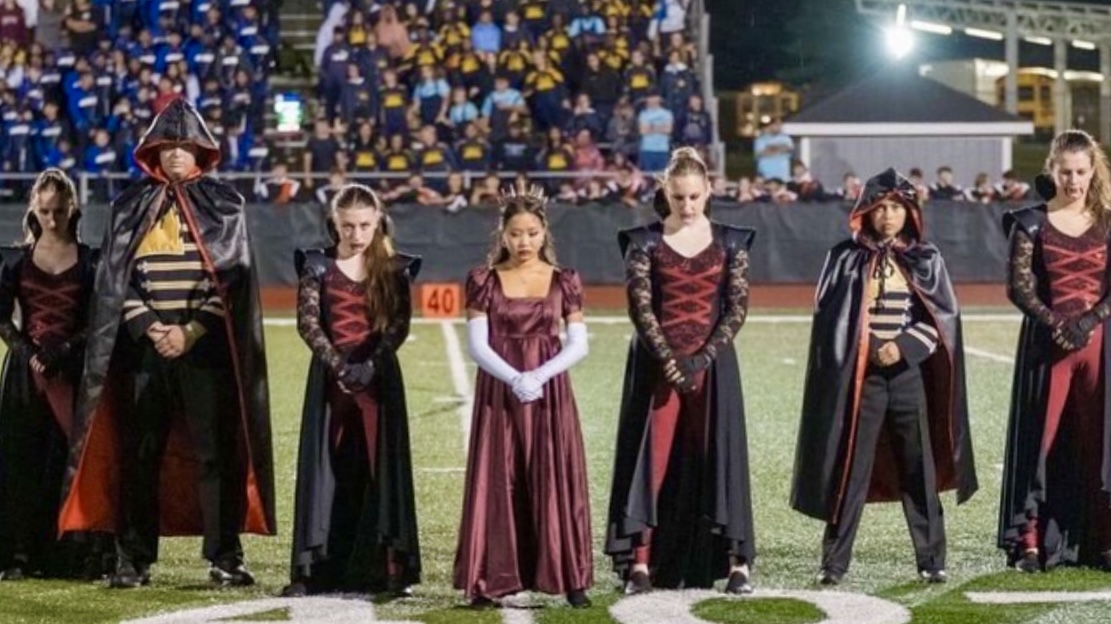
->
[0,169,101,580]
[605,147,757,595]
[284,184,422,597]
[454,188,593,609]
[1000,129,1111,572]
[791,168,977,586]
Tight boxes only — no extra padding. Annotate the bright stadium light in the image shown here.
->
[910,20,953,35]
[1024,36,1053,45]
[965,27,1004,40]
[1073,39,1097,50]
[886,26,915,58]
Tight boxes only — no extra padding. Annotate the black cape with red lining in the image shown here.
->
[603,220,757,588]
[57,98,276,538]
[289,247,422,589]
[790,168,977,523]
[996,204,1111,567]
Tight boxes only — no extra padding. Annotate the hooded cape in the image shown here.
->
[791,168,978,522]
[58,98,275,537]
[996,204,1111,566]
[604,221,757,588]
[289,248,422,588]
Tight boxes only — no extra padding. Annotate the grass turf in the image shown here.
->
[1,313,1110,623]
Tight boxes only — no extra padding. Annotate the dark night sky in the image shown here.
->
[714,0,1111,89]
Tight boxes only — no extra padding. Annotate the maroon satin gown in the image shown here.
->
[453,266,593,599]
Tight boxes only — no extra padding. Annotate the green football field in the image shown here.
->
[5,311,1111,623]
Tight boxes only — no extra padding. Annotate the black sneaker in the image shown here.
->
[815,568,842,586]
[724,568,754,594]
[919,569,948,584]
[279,581,308,597]
[387,576,413,598]
[209,559,255,587]
[624,569,652,595]
[566,589,591,608]
[469,596,498,609]
[0,566,24,581]
[109,561,150,589]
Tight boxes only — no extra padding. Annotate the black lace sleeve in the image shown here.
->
[698,246,750,360]
[1006,227,1062,328]
[625,244,674,362]
[0,258,27,356]
[370,269,413,364]
[296,270,344,374]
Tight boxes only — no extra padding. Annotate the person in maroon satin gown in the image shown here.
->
[454,187,593,609]
[999,129,1111,572]
[285,183,422,597]
[605,147,757,595]
[0,169,100,580]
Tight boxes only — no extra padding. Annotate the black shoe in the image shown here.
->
[280,581,308,597]
[1017,550,1040,574]
[724,568,754,594]
[387,576,413,598]
[209,559,255,587]
[469,596,498,609]
[816,568,842,586]
[567,589,591,608]
[109,561,150,589]
[1099,549,1111,572]
[0,566,24,581]
[919,569,948,584]
[624,569,652,594]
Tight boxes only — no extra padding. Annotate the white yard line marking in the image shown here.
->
[440,320,473,454]
[263,313,1024,327]
[499,608,537,624]
[967,590,1111,604]
[965,346,1014,364]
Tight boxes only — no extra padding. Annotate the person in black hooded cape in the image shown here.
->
[0,169,102,581]
[998,130,1111,572]
[56,97,275,588]
[604,147,757,594]
[284,183,422,597]
[791,167,977,585]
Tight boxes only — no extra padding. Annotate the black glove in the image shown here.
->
[36,341,73,378]
[338,359,376,392]
[1057,312,1100,350]
[677,352,712,377]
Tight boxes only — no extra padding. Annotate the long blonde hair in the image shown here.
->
[1045,129,1111,230]
[331,183,398,333]
[486,186,558,266]
[24,168,79,244]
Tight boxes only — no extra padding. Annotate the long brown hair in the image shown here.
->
[331,183,398,333]
[1045,129,1111,230]
[656,146,711,219]
[24,168,80,244]
[486,186,558,266]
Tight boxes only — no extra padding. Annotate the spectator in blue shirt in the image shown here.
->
[339,62,376,126]
[83,128,118,201]
[411,64,451,128]
[636,92,673,172]
[481,75,526,142]
[471,10,501,54]
[446,85,479,140]
[318,26,350,121]
[674,93,712,149]
[33,101,72,169]
[753,118,794,181]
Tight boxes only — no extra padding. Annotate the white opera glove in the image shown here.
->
[530,322,589,384]
[512,371,545,403]
[466,316,522,386]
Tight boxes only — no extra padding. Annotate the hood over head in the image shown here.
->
[133,97,221,181]
[849,167,924,246]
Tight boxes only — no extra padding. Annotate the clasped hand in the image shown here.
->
[147,322,189,359]
[1052,312,1099,351]
[870,341,902,368]
[511,372,544,403]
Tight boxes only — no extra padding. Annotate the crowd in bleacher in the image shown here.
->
[0,0,279,200]
[292,0,708,209]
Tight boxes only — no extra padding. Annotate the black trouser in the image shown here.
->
[116,343,243,567]
[821,364,946,575]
